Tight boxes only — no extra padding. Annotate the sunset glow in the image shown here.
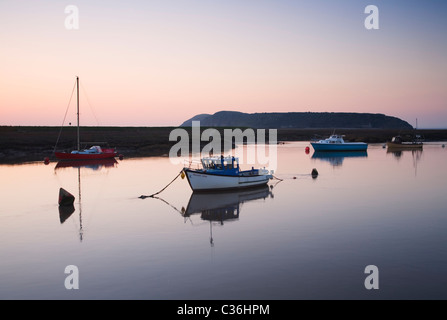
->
[1,1,446,128]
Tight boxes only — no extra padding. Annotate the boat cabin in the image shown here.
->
[71,146,103,154]
[201,156,240,174]
[319,135,345,144]
[195,155,271,177]
[391,136,403,144]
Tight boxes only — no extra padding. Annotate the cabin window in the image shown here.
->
[223,160,233,170]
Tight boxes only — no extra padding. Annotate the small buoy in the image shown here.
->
[382,144,386,148]
[59,188,75,206]
[119,154,124,160]
[293,176,296,179]
[44,157,50,165]
[443,144,445,148]
[311,168,318,179]
[181,171,185,179]
[305,146,310,154]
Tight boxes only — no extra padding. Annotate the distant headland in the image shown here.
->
[181,111,413,129]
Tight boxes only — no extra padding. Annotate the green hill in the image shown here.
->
[181,111,413,129]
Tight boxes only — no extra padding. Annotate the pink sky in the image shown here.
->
[1,1,446,128]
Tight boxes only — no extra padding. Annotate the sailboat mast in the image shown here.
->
[76,76,80,151]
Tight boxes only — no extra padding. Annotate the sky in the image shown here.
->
[1,0,446,128]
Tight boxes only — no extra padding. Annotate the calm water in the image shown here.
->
[1,142,447,300]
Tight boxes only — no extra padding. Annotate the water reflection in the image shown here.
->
[311,151,368,167]
[181,186,273,246]
[3,143,447,299]
[55,158,118,170]
[54,159,119,241]
[386,148,423,160]
[58,204,75,223]
[387,148,423,176]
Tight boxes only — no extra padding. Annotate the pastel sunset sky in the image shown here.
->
[1,0,446,128]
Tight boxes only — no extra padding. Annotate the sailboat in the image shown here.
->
[54,77,118,160]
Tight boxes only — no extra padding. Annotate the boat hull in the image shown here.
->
[310,142,367,152]
[184,169,272,192]
[386,142,423,149]
[55,151,117,160]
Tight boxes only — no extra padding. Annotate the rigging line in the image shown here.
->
[53,79,77,154]
[139,170,184,199]
[80,81,100,126]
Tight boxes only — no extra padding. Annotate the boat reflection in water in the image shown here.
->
[55,158,118,170]
[387,148,423,176]
[54,158,119,240]
[386,148,423,160]
[181,185,273,246]
[311,151,368,167]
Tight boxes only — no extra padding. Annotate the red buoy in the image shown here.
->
[119,154,124,160]
[44,157,50,165]
[305,146,310,154]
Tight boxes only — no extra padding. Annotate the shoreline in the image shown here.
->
[1,126,446,164]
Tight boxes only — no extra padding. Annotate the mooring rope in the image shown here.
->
[139,170,184,199]
[270,168,318,181]
[139,168,316,200]
[272,174,283,181]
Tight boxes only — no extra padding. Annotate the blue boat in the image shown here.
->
[310,135,368,152]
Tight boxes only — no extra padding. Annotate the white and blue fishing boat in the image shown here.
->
[183,156,273,192]
[310,134,368,152]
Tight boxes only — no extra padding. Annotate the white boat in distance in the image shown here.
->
[183,156,273,192]
[311,134,368,152]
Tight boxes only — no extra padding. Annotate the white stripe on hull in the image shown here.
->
[185,170,271,191]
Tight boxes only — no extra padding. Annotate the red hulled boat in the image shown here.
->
[55,146,117,160]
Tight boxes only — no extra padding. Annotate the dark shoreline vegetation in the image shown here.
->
[1,125,447,164]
